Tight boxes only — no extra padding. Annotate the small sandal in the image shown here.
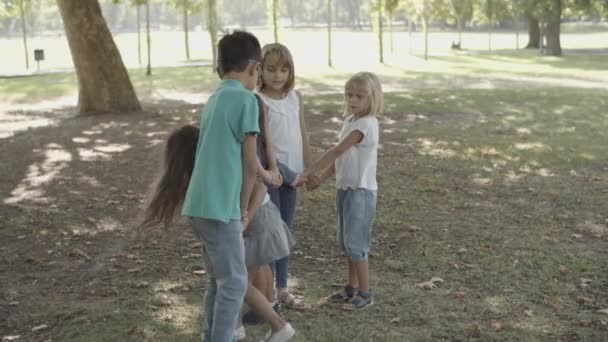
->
[278,292,306,310]
[328,284,357,303]
[343,290,374,310]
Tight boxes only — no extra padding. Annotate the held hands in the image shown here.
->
[297,171,321,191]
[260,168,282,188]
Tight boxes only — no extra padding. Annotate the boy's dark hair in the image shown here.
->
[217,30,262,76]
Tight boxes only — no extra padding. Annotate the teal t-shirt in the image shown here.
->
[181,80,260,222]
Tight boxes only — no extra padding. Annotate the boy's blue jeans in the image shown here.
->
[190,218,247,342]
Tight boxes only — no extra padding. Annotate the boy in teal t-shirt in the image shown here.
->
[183,31,262,342]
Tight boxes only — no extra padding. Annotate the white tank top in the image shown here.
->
[259,90,304,173]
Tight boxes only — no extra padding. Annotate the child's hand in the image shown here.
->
[241,209,249,228]
[261,170,281,188]
[306,174,322,191]
[269,168,282,187]
[294,174,308,187]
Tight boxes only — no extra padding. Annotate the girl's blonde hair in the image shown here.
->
[258,43,295,93]
[343,72,384,117]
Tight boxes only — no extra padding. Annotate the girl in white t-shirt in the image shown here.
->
[305,72,383,310]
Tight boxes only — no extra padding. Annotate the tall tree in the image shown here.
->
[19,0,29,69]
[56,0,141,114]
[170,0,203,61]
[268,0,279,42]
[385,0,400,53]
[327,0,333,67]
[205,0,218,70]
[145,0,151,75]
[373,0,385,63]
[450,0,473,46]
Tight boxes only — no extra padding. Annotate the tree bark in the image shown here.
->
[184,4,190,60]
[544,0,562,56]
[378,1,384,64]
[57,0,140,114]
[525,15,540,49]
[272,0,279,43]
[19,0,29,69]
[207,0,218,70]
[136,5,141,65]
[145,0,151,75]
[389,10,394,53]
[327,0,332,67]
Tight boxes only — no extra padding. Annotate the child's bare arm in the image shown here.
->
[297,91,313,169]
[243,181,267,231]
[262,103,278,172]
[241,134,258,222]
[306,130,363,176]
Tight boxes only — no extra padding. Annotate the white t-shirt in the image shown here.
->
[335,115,379,191]
[259,90,304,173]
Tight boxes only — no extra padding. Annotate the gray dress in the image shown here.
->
[243,201,294,269]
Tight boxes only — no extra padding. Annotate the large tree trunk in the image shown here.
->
[544,0,562,56]
[525,16,540,49]
[57,0,141,114]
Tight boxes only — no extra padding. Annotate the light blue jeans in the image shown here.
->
[336,189,377,261]
[190,218,248,342]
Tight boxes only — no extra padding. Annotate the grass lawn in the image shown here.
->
[1,48,607,341]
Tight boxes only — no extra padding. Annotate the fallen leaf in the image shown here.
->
[452,291,467,299]
[316,297,329,307]
[469,322,481,338]
[490,320,504,332]
[409,225,421,232]
[135,281,149,288]
[524,309,533,317]
[2,336,21,341]
[430,277,444,284]
[31,324,49,332]
[416,276,445,290]
[578,320,593,327]
[577,296,593,305]
[153,294,173,307]
[416,281,436,290]
[69,248,91,260]
[390,317,401,324]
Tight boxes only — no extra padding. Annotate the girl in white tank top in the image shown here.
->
[256,43,311,310]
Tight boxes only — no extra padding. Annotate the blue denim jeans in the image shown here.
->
[336,189,377,261]
[268,185,297,289]
[190,218,248,342]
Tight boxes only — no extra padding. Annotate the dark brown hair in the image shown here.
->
[141,124,199,228]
